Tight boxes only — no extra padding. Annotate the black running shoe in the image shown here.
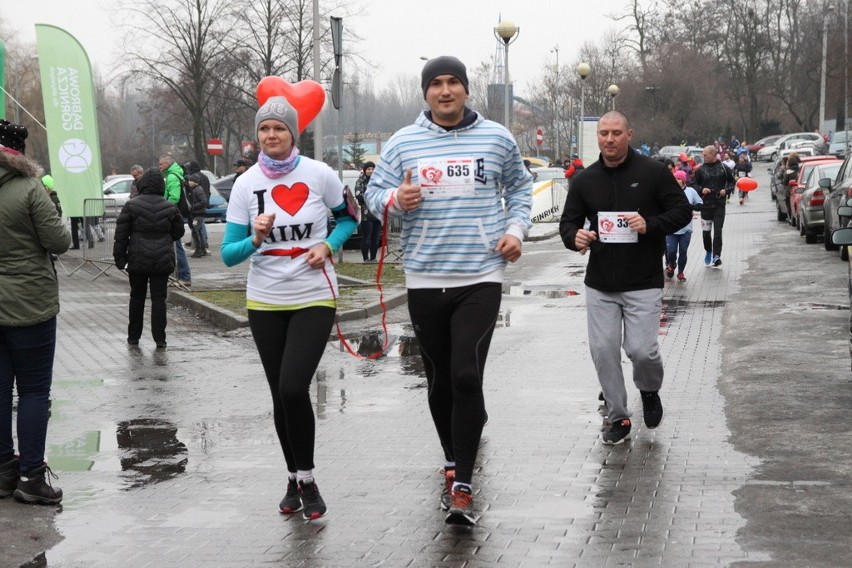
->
[279,478,302,514]
[445,486,476,526]
[439,468,455,511]
[602,418,631,445]
[640,390,664,428]
[713,256,722,267]
[299,480,327,520]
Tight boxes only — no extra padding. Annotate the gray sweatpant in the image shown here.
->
[585,286,664,423]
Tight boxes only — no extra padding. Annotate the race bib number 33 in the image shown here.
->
[598,211,638,243]
[418,157,476,197]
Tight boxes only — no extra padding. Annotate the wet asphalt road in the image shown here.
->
[2,165,851,567]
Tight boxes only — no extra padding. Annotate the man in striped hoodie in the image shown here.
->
[366,56,532,526]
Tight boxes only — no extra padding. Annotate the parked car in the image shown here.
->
[205,184,228,222]
[746,134,783,155]
[830,220,852,369]
[102,175,134,217]
[821,153,852,256]
[775,155,830,221]
[757,132,825,161]
[654,145,688,161]
[829,130,852,158]
[769,153,821,204]
[798,160,842,243]
[789,157,841,227]
[212,174,236,202]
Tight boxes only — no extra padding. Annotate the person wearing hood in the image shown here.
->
[113,167,185,349]
[221,94,357,522]
[158,155,191,287]
[365,56,533,526]
[40,174,62,215]
[183,161,210,255]
[0,120,71,506]
[354,161,381,261]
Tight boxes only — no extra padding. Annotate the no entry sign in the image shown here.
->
[207,138,224,155]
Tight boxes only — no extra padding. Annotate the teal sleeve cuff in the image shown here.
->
[221,221,258,267]
[326,206,358,253]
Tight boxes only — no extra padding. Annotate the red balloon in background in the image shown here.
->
[736,177,758,192]
[256,76,325,133]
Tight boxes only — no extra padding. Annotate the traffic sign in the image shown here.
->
[207,138,224,155]
[536,129,544,146]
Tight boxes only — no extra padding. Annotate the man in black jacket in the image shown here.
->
[113,168,185,349]
[694,146,735,266]
[559,111,691,445]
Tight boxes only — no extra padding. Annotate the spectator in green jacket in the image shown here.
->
[158,155,191,286]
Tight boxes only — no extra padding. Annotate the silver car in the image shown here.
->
[757,132,826,161]
[798,161,842,243]
[102,175,134,217]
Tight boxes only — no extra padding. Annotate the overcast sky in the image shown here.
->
[2,1,620,96]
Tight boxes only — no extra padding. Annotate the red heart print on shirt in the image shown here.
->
[271,183,309,216]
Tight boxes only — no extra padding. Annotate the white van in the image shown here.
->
[829,131,852,157]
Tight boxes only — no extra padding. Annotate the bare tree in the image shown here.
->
[120,0,232,168]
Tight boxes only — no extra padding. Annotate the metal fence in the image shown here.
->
[66,198,120,279]
[530,178,569,224]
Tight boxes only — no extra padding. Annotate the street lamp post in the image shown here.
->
[552,45,560,162]
[494,20,520,131]
[820,5,834,134]
[576,62,591,160]
[607,84,620,110]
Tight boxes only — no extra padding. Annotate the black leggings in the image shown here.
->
[407,283,501,485]
[248,307,335,473]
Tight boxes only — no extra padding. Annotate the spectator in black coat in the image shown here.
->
[187,173,208,257]
[113,168,185,349]
[183,161,210,255]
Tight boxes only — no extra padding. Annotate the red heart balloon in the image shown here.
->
[257,77,325,133]
[736,177,758,192]
[271,182,310,216]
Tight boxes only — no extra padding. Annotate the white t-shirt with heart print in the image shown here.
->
[226,157,345,306]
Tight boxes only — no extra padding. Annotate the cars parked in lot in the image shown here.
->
[757,132,825,161]
[794,160,842,243]
[745,134,783,155]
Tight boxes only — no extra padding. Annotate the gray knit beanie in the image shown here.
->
[255,96,300,147]
[421,56,469,98]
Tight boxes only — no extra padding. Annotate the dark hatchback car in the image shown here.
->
[822,153,852,258]
[212,174,236,203]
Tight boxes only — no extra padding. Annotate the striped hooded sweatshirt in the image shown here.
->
[365,109,533,289]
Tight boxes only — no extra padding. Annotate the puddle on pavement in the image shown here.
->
[659,298,726,332]
[47,418,187,491]
[505,284,581,298]
[784,302,847,312]
[332,312,511,364]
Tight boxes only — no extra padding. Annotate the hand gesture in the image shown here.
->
[253,213,276,247]
[397,169,422,211]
